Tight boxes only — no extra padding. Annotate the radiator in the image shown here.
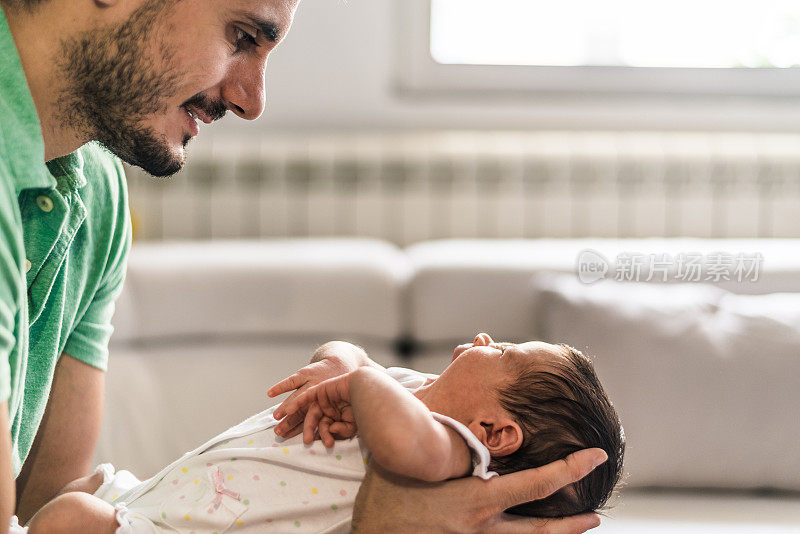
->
[124,131,800,244]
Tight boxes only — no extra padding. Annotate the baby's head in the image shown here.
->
[422,333,624,518]
[489,340,624,518]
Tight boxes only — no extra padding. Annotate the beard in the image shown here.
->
[57,0,190,177]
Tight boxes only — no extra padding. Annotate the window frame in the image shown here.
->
[397,0,800,98]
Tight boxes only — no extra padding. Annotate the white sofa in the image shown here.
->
[99,238,800,532]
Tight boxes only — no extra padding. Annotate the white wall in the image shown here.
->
[211,0,800,140]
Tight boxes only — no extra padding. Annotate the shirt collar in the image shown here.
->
[1,5,61,195]
[47,149,87,193]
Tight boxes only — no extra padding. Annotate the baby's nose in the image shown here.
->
[473,333,494,346]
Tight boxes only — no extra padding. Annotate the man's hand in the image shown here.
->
[351,448,607,534]
[275,373,357,446]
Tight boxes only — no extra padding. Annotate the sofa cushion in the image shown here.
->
[112,239,411,342]
[406,238,800,345]
[533,273,800,491]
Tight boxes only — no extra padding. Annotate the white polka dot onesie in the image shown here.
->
[92,367,497,534]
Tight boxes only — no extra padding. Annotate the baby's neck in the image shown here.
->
[414,386,470,430]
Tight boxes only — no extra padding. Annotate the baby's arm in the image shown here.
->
[299,366,471,482]
[350,367,470,482]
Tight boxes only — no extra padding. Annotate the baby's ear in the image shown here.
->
[470,418,523,457]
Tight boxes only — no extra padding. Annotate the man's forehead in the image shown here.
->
[231,0,300,23]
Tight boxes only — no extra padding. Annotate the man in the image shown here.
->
[0,0,607,532]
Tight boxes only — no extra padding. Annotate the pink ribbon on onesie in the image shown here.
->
[211,467,241,510]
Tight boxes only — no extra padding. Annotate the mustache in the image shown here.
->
[183,93,227,122]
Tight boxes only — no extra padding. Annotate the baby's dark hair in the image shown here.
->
[489,343,625,518]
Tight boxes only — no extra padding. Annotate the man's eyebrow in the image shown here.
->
[242,12,282,43]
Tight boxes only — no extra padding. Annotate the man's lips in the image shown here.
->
[182,106,200,137]
[183,104,214,124]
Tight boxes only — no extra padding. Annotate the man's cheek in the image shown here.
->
[172,46,229,91]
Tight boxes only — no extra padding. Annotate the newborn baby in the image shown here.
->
[23,334,624,533]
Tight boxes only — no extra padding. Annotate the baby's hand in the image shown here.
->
[278,373,357,447]
[270,357,355,437]
[313,413,357,446]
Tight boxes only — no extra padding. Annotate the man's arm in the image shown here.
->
[352,448,607,534]
[0,402,14,534]
[14,353,104,524]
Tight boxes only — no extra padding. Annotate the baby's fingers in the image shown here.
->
[318,418,335,448]
[329,421,357,439]
[303,403,324,445]
[275,389,315,420]
[276,420,304,439]
[268,373,305,398]
[274,410,305,436]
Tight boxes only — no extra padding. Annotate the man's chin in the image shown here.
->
[130,147,185,178]
[101,130,189,178]
[141,155,185,178]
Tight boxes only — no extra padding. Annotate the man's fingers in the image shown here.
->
[491,448,607,510]
[488,512,601,534]
[268,373,303,398]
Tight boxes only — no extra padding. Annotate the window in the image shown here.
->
[398,0,800,97]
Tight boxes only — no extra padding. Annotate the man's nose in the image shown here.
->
[220,61,267,121]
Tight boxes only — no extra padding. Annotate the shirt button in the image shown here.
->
[36,195,54,213]
[25,259,31,273]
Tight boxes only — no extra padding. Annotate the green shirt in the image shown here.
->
[0,6,131,476]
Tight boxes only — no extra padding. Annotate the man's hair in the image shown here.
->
[489,344,625,518]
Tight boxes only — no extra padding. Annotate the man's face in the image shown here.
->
[58,0,298,176]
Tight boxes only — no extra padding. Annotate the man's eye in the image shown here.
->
[234,27,259,50]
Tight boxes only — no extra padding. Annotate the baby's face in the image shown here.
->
[448,335,565,378]
[417,334,566,421]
